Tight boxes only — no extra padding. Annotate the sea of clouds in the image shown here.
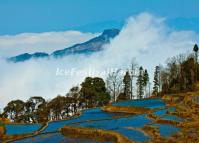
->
[0,13,198,110]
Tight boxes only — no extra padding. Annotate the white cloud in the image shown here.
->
[0,13,198,110]
[100,13,198,75]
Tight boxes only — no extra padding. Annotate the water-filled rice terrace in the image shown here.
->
[5,98,185,143]
[112,98,166,109]
[5,124,42,135]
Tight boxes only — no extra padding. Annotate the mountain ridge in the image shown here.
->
[8,28,120,63]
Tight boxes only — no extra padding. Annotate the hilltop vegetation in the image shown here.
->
[156,44,199,95]
[1,77,110,123]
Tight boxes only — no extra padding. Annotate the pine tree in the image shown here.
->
[143,69,149,98]
[136,67,144,99]
[123,71,131,100]
[153,66,160,95]
[193,44,199,64]
[193,44,199,81]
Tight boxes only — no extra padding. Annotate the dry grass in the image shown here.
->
[0,118,10,124]
[155,119,179,126]
[61,125,134,143]
[102,105,152,114]
[0,126,5,138]
[143,125,160,140]
[148,86,199,143]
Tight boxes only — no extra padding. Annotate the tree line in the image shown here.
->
[0,77,110,123]
[106,44,199,99]
[152,44,199,95]
[106,61,150,101]
[1,63,151,123]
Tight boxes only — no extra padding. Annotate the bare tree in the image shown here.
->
[106,69,123,101]
[148,82,152,97]
[129,58,138,99]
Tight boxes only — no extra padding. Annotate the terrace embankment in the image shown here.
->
[143,125,163,142]
[146,89,199,143]
[61,125,134,143]
[0,126,5,139]
[169,91,199,143]
[102,105,152,114]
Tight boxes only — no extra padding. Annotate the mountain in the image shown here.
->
[8,52,49,63]
[8,28,120,63]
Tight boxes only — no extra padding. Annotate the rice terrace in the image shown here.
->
[1,1,199,143]
[2,89,199,143]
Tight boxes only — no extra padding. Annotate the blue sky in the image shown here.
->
[0,0,199,35]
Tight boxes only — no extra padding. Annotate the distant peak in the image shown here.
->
[101,28,120,38]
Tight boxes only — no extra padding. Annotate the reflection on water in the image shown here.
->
[112,98,165,109]
[42,108,123,133]
[6,124,41,135]
[12,132,109,143]
[152,124,179,137]
[162,115,183,122]
[72,114,152,142]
